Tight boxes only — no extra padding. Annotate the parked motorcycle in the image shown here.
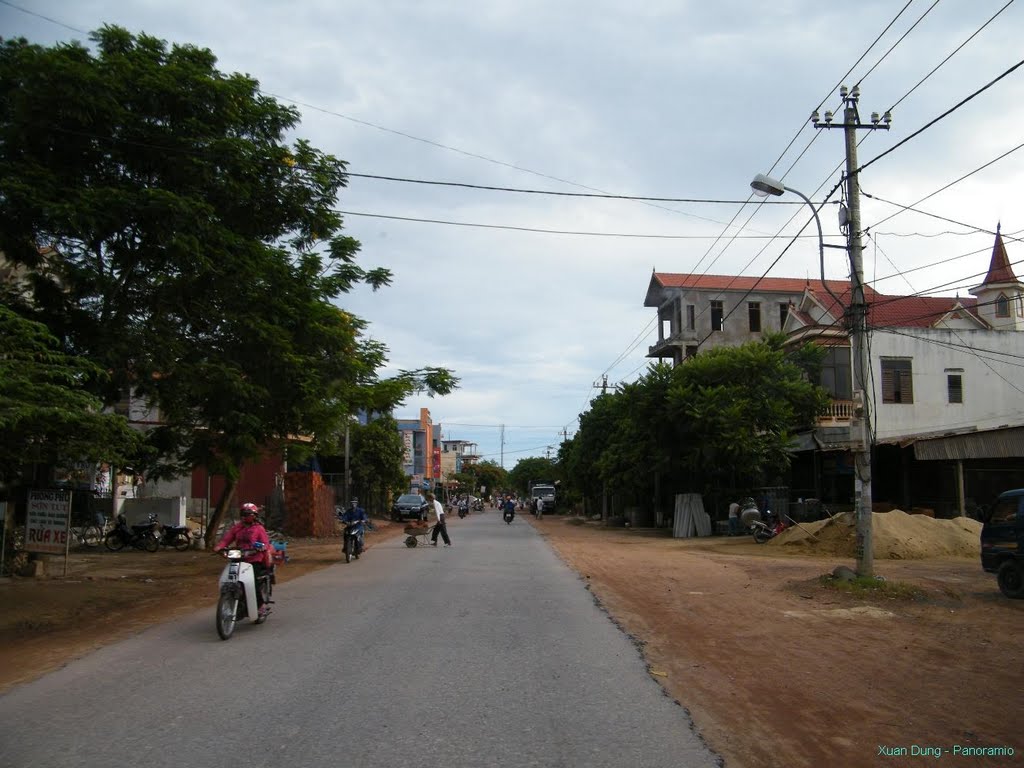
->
[750,513,787,544]
[215,544,273,640]
[472,499,484,512]
[158,523,192,551]
[104,513,161,552]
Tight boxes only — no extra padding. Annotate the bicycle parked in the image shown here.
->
[68,513,109,548]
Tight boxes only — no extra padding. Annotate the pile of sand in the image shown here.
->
[771,509,982,559]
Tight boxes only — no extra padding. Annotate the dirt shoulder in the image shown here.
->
[3,515,1022,768]
[535,516,1023,768]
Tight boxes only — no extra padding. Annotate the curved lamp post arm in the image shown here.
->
[750,174,843,308]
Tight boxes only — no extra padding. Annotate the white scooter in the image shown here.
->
[216,543,273,640]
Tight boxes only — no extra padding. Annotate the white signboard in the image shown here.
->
[402,431,413,466]
[26,490,71,554]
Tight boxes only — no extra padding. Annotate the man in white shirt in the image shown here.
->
[426,492,451,546]
[728,500,741,536]
[536,497,544,520]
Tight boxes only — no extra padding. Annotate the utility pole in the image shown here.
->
[500,424,505,469]
[813,86,890,578]
[344,420,351,508]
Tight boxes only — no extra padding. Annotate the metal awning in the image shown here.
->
[911,426,1024,461]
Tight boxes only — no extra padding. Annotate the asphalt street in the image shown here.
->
[0,512,720,768]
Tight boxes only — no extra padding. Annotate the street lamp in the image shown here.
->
[749,174,840,305]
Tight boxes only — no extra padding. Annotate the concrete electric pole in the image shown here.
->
[812,86,890,577]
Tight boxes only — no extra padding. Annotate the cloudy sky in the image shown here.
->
[4,0,1022,468]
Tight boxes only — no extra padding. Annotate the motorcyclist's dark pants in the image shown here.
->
[251,562,271,608]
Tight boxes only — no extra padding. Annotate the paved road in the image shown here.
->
[0,513,720,768]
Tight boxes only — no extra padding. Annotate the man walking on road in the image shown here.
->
[426,492,451,546]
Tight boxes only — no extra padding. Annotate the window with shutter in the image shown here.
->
[881,359,913,404]
[947,374,963,404]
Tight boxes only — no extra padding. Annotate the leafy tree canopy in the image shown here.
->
[0,28,457,540]
[562,338,829,509]
[470,460,508,498]
[0,305,142,481]
[508,456,559,497]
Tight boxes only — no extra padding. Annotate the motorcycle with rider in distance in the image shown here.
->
[215,543,274,640]
[336,506,372,563]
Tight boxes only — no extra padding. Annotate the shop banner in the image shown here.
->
[26,490,71,554]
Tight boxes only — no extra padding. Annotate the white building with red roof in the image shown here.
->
[643,228,1024,515]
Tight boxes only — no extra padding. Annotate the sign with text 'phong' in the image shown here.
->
[26,490,71,554]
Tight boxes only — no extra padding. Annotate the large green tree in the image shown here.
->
[0,28,456,545]
[666,335,827,489]
[349,415,406,512]
[472,460,509,499]
[508,456,559,498]
[562,337,828,516]
[0,305,141,481]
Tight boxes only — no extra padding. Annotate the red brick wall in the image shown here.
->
[192,452,284,509]
[282,472,336,537]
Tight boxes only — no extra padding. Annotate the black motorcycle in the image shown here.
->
[503,508,515,524]
[104,513,161,552]
[158,523,192,551]
[336,508,371,564]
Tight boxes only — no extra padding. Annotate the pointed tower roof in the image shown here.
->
[980,224,1020,287]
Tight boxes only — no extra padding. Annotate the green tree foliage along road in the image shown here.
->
[0,28,456,544]
[559,336,828,515]
[508,456,558,499]
[0,306,142,479]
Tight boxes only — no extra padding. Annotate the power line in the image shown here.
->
[879,0,1017,114]
[853,0,943,87]
[0,0,85,33]
[336,210,827,240]
[857,57,1024,176]
[346,173,803,204]
[863,141,1024,232]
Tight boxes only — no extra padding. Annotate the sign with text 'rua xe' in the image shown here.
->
[26,490,71,554]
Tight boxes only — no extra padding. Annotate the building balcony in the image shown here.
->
[647,330,697,358]
[818,399,854,426]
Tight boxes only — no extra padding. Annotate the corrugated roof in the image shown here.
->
[911,427,1024,460]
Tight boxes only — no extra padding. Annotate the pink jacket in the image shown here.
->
[216,522,272,565]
